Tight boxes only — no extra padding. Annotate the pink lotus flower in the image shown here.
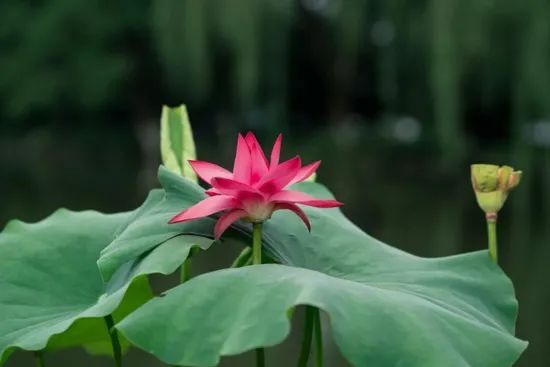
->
[169,132,343,239]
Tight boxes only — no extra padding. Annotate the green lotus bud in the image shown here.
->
[471,164,522,218]
[160,105,198,183]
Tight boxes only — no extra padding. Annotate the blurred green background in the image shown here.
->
[1,0,549,366]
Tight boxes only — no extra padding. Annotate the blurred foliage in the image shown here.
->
[1,0,550,149]
[0,0,151,127]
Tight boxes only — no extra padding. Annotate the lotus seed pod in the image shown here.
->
[471,164,521,217]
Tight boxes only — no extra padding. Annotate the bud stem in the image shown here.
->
[486,215,498,263]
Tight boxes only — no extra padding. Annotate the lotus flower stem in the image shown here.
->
[486,215,498,263]
[34,351,45,367]
[252,223,263,265]
[313,309,323,367]
[104,315,122,367]
[252,222,266,366]
[297,306,315,367]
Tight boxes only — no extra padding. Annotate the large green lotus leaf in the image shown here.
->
[44,276,150,356]
[97,168,244,282]
[113,169,526,367]
[0,208,213,364]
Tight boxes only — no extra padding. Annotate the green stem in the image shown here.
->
[34,351,45,367]
[487,218,498,263]
[104,315,122,367]
[181,247,199,283]
[252,222,263,265]
[256,348,265,367]
[252,222,265,366]
[313,309,323,367]
[297,306,315,367]
[180,257,192,283]
[231,246,253,268]
[174,253,198,367]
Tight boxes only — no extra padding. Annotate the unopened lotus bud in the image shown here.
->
[471,164,522,219]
